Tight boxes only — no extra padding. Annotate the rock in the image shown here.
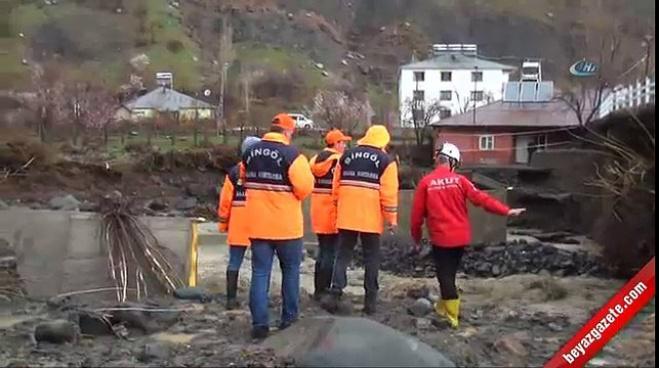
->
[314,63,325,70]
[379,26,386,32]
[428,293,440,303]
[406,285,430,300]
[46,295,72,309]
[322,71,329,77]
[547,322,563,332]
[408,298,433,317]
[358,64,370,75]
[115,7,123,13]
[287,12,294,20]
[146,200,168,212]
[341,59,348,66]
[139,342,171,362]
[413,317,432,330]
[34,320,79,344]
[404,21,411,27]
[186,184,213,199]
[492,265,501,276]
[76,311,114,336]
[49,194,81,211]
[175,197,197,211]
[174,287,210,302]
[495,334,529,357]
[0,200,9,209]
[79,201,99,212]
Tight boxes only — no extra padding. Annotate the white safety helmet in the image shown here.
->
[438,142,461,162]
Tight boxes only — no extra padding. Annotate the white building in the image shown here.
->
[399,44,516,127]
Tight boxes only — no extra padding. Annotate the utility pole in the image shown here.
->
[472,66,478,125]
[643,34,654,78]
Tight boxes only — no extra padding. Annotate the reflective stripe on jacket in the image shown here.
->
[217,164,250,246]
[310,148,340,234]
[242,132,314,240]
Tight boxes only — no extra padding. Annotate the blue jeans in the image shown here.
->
[227,246,247,272]
[249,238,303,329]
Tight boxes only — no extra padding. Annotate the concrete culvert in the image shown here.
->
[263,316,455,367]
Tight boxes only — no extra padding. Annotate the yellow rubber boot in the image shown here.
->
[444,298,460,329]
[434,300,447,317]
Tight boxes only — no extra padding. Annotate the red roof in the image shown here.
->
[431,100,582,128]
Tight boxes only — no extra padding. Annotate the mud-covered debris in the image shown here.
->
[175,197,198,211]
[34,320,79,344]
[356,239,610,278]
[139,342,171,362]
[174,287,211,302]
[494,333,529,357]
[406,285,430,300]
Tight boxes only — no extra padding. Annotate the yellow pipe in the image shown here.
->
[188,221,199,287]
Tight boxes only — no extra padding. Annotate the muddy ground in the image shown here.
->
[1,270,655,367]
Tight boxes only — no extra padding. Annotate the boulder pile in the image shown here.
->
[354,238,610,279]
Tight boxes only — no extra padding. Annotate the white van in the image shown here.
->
[288,113,315,130]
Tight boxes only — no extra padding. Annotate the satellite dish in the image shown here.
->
[203,89,211,97]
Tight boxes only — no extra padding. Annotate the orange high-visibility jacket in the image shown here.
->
[309,148,341,234]
[217,163,250,247]
[333,128,399,234]
[241,133,314,240]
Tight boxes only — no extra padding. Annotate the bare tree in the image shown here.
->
[30,64,67,143]
[312,90,368,135]
[216,13,235,141]
[402,98,443,147]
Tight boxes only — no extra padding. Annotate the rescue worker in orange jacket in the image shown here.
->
[323,125,399,315]
[241,113,314,339]
[217,136,261,310]
[309,129,352,300]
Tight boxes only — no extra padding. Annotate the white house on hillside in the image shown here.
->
[399,44,516,127]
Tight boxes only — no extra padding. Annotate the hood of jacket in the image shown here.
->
[357,125,390,149]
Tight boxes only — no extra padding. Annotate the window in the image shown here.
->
[441,72,452,82]
[440,90,452,101]
[414,71,425,82]
[472,71,483,82]
[479,135,495,151]
[536,134,548,149]
[439,109,452,119]
[413,90,425,101]
[471,90,485,101]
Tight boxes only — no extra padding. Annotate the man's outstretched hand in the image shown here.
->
[508,208,527,217]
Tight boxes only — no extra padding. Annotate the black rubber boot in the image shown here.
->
[363,292,377,316]
[320,288,342,314]
[226,270,240,310]
[314,267,332,301]
[251,326,269,340]
[313,264,323,301]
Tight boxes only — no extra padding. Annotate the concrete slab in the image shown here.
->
[0,209,192,301]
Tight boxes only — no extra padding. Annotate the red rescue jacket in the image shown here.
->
[410,166,510,248]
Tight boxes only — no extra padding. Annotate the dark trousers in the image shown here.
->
[316,234,338,273]
[432,246,466,300]
[331,230,380,296]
